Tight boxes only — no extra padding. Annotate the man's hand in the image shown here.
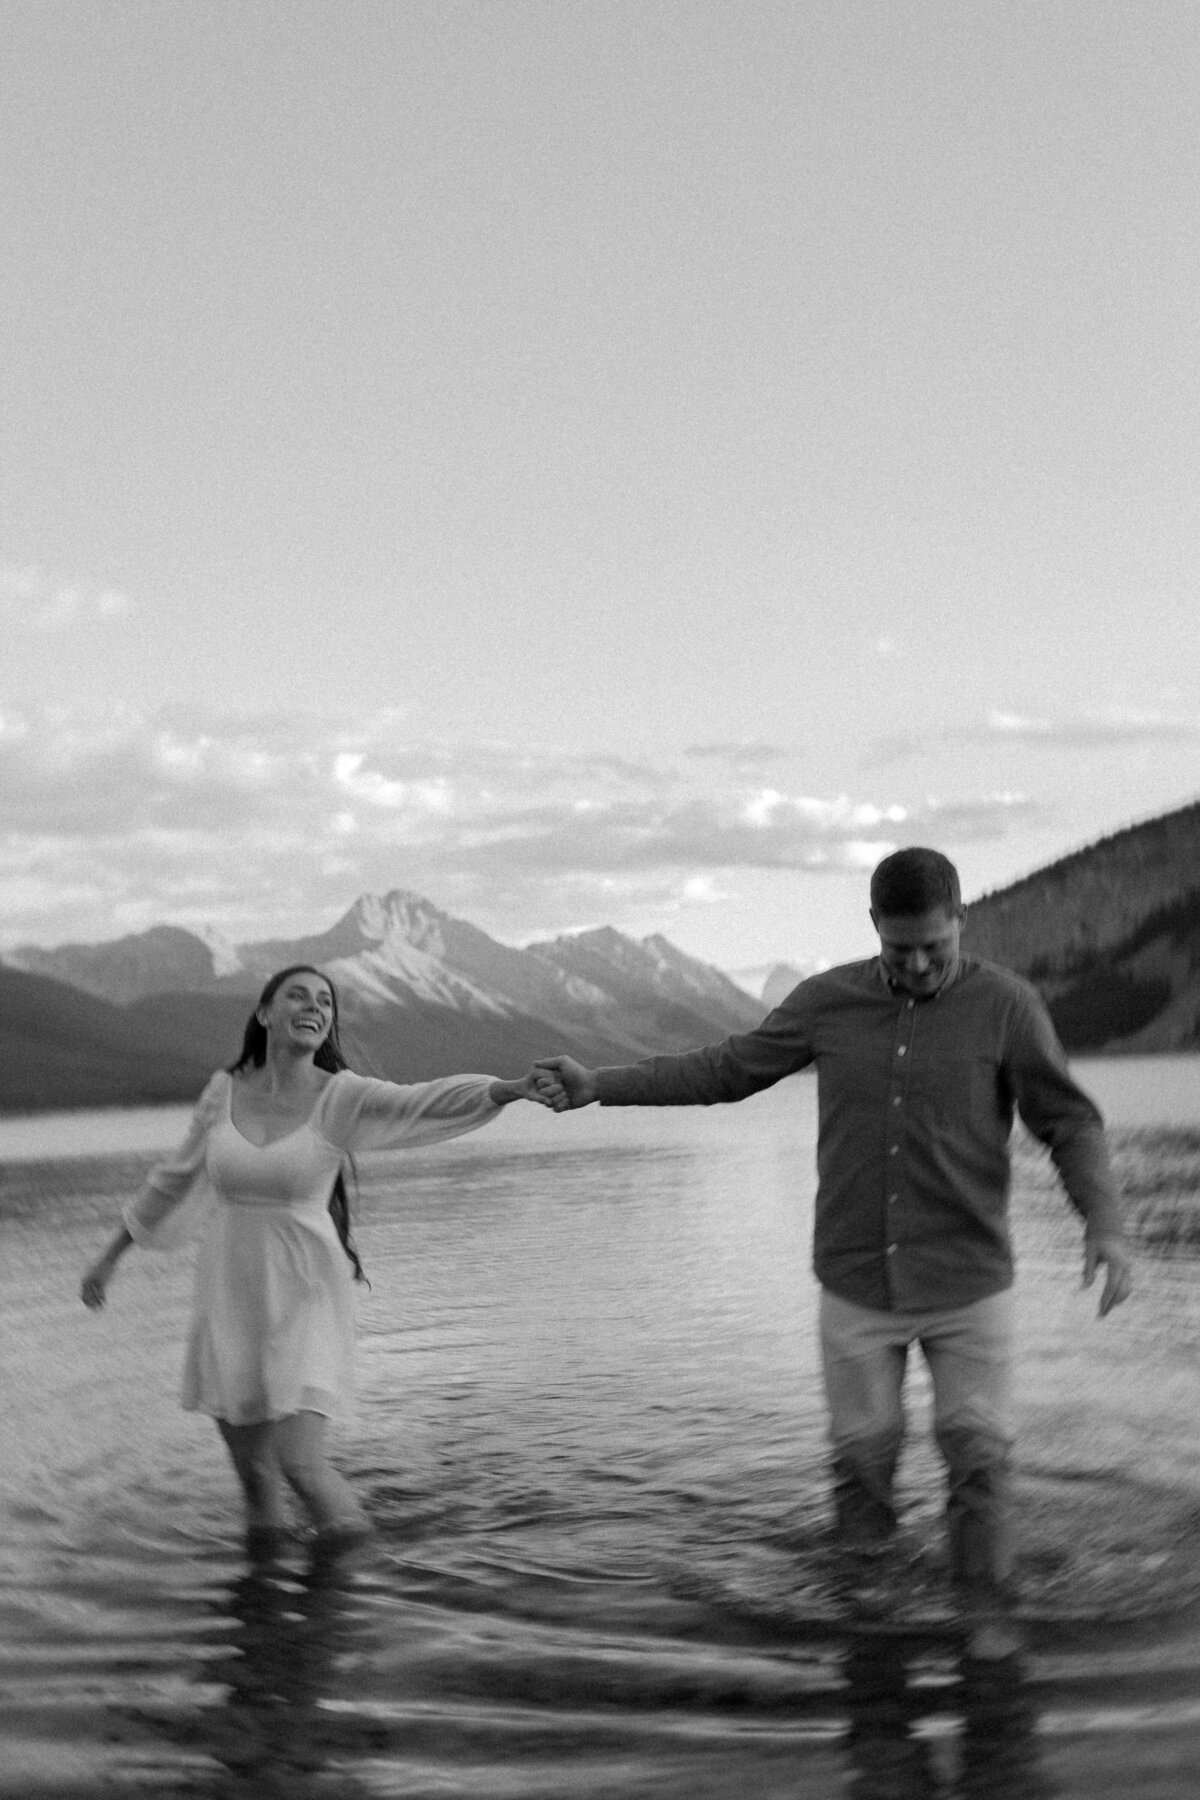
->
[1083,1232,1133,1317]
[533,1057,599,1110]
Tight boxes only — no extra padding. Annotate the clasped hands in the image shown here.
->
[508,1057,596,1111]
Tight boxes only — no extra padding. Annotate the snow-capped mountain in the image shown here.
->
[6,890,763,1041]
[525,926,762,1044]
[238,892,519,1016]
[2,891,768,1109]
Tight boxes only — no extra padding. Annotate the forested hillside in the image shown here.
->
[962,801,1200,1053]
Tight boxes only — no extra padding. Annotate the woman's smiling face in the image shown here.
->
[258,970,335,1053]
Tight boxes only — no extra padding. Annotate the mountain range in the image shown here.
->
[6,795,1200,1114]
[2,891,765,1114]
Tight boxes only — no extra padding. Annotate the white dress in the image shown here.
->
[123,1068,501,1425]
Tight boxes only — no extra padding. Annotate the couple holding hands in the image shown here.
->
[82,848,1131,1650]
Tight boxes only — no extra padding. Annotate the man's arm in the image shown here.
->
[535,990,819,1111]
[1007,988,1133,1317]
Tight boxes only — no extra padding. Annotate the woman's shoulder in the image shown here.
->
[309,1068,388,1148]
[319,1066,370,1092]
[312,1066,376,1111]
[190,1068,232,1123]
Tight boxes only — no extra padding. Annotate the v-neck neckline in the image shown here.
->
[225,1071,333,1149]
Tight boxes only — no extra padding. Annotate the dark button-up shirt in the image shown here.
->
[595,955,1122,1312]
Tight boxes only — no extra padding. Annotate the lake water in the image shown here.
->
[2,1058,1199,1797]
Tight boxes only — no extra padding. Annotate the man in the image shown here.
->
[535,847,1132,1658]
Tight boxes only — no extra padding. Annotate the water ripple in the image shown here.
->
[7,1088,1200,1795]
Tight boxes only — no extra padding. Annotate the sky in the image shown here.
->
[4,1,1200,983]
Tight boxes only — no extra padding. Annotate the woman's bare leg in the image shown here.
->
[272,1410,367,1534]
[216,1419,288,1530]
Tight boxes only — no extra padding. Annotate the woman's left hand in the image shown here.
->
[490,1072,558,1107]
[81,1260,113,1310]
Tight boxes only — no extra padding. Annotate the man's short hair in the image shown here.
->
[870,847,962,917]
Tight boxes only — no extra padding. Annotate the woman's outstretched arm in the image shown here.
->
[321,1068,555,1156]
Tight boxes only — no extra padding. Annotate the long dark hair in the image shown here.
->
[228,964,367,1284]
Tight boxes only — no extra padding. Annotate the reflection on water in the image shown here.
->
[190,1552,378,1800]
[4,1072,1200,1795]
[128,1563,1064,1800]
[841,1638,1055,1799]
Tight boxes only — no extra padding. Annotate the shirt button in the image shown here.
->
[892,1096,902,1107]
[906,1000,915,1010]
[888,1194,898,1204]
[889,1145,899,1156]
[897,1045,907,1056]
[887,1244,897,1254]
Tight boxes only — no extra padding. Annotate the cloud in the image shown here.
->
[0,565,133,631]
[858,732,927,770]
[864,705,1200,766]
[982,706,1200,746]
[0,703,1048,949]
[683,742,789,770]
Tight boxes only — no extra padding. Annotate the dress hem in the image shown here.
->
[183,1399,342,1425]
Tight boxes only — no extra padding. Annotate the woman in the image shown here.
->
[81,963,550,1559]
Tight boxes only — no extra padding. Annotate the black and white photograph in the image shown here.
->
[2,4,1199,1795]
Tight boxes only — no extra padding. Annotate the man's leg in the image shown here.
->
[819,1289,910,1550]
[920,1290,1016,1629]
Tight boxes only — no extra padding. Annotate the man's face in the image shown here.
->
[871,905,964,998]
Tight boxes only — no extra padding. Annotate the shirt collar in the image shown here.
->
[875,954,965,1001]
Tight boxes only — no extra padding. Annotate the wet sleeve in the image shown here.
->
[1007,991,1124,1237]
[596,988,817,1106]
[122,1071,227,1252]
[318,1071,503,1154]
